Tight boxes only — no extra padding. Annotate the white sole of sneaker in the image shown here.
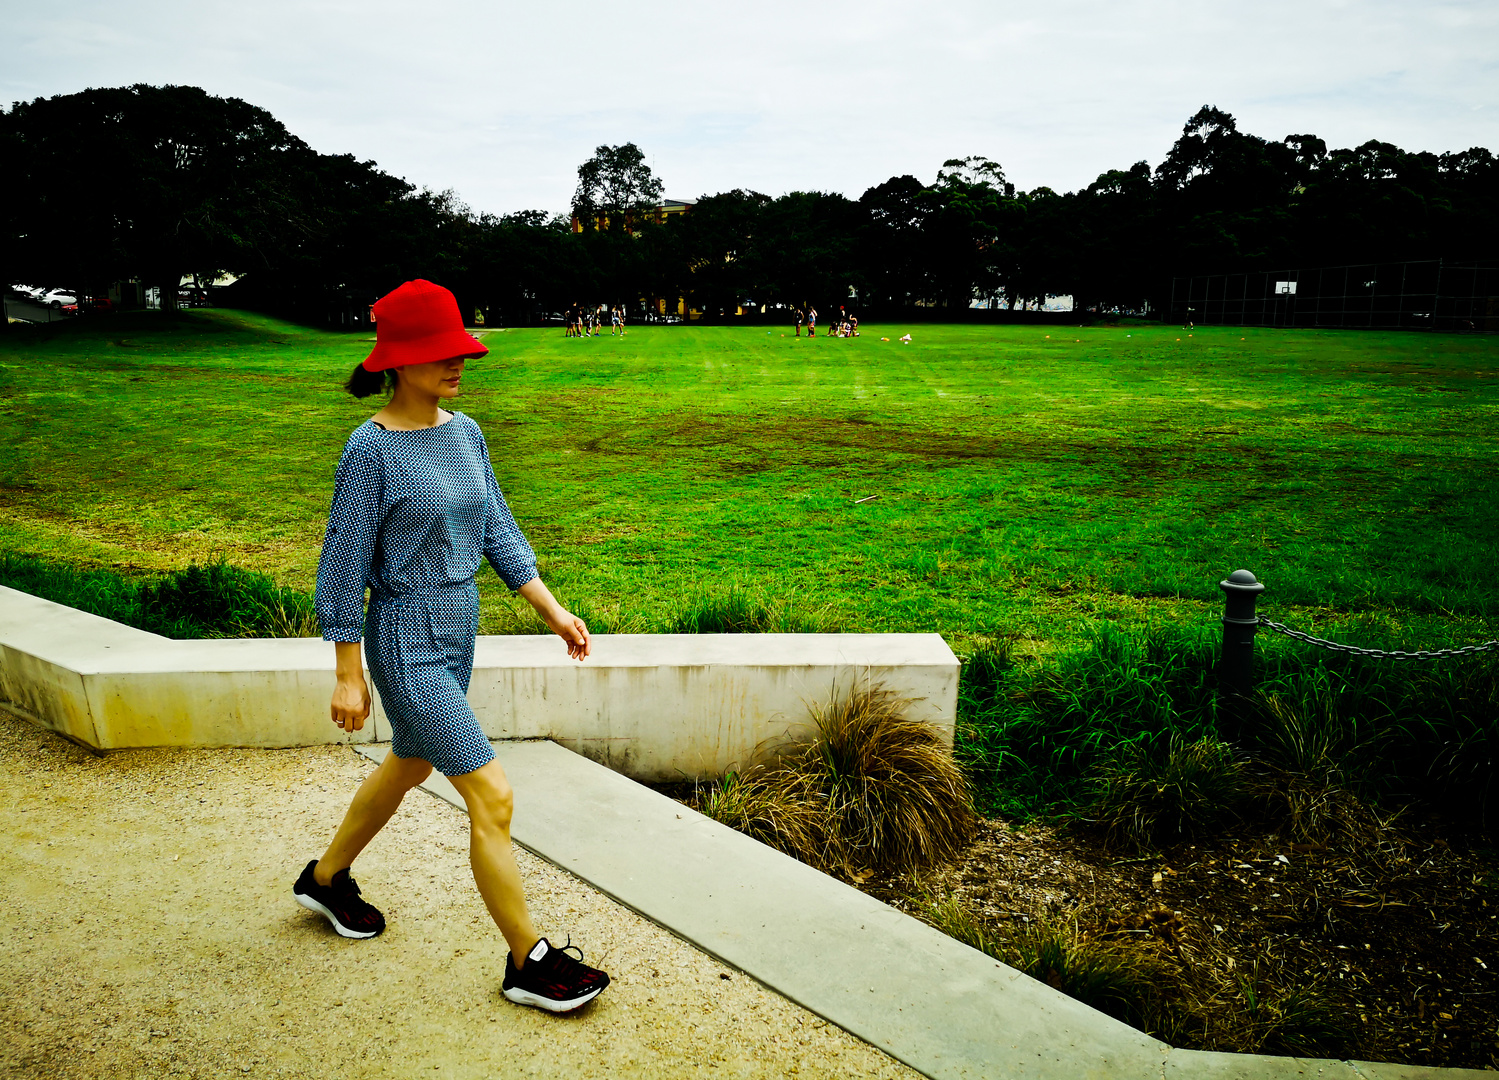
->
[502,985,604,1013]
[294,891,381,939]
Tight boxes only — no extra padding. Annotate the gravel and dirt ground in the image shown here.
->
[0,712,916,1080]
[866,816,1499,1070]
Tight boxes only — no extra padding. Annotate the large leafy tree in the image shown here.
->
[856,175,933,309]
[665,189,772,316]
[464,211,585,324]
[920,157,1016,309]
[9,84,314,310]
[1153,105,1300,273]
[572,143,664,230]
[754,191,862,312]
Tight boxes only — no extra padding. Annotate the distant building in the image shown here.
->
[572,198,694,234]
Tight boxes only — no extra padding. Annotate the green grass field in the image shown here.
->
[2,310,1496,654]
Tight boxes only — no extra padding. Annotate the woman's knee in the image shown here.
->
[459,769,514,832]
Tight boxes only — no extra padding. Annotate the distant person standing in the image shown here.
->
[807,307,817,338]
[794,307,804,337]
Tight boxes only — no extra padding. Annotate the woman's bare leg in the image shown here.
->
[447,758,541,964]
[314,751,433,886]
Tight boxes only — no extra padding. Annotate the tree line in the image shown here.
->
[3,85,1496,326]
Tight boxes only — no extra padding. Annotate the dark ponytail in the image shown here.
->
[345,362,398,399]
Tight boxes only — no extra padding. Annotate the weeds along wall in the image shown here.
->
[957,624,1499,830]
[0,556,841,640]
[7,553,1495,827]
[0,555,316,639]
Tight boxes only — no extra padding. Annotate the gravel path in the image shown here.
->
[0,713,917,1079]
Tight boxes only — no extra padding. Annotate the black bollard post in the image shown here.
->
[1218,569,1265,701]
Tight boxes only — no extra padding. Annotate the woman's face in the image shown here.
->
[397,355,467,399]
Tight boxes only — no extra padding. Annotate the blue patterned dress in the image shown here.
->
[315,411,537,775]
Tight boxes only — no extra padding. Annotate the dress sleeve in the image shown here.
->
[315,441,382,642]
[474,423,538,590]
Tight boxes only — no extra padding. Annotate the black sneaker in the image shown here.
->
[502,937,610,1013]
[293,859,386,939]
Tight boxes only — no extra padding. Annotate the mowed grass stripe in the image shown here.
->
[1,310,1495,650]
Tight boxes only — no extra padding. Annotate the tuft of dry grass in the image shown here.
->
[1192,958,1350,1057]
[789,685,976,871]
[1092,735,1246,851]
[695,683,975,875]
[920,894,1174,1031]
[918,891,1349,1055]
[1249,694,1407,853]
[1252,768,1406,853]
[697,769,836,867]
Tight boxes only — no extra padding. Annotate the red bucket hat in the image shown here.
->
[362,279,488,372]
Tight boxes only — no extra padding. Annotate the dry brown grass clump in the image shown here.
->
[1091,735,1247,851]
[697,683,976,875]
[1249,694,1408,855]
[922,895,1176,1031]
[791,685,976,871]
[697,769,836,868]
[920,892,1348,1054]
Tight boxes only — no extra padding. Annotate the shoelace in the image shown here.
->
[536,937,601,985]
[551,936,586,965]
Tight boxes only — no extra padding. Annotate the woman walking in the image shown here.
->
[294,278,610,1013]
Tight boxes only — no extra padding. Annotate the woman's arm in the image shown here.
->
[331,641,371,732]
[316,442,382,643]
[518,578,591,661]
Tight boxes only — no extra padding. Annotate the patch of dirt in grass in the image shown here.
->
[864,817,1499,1069]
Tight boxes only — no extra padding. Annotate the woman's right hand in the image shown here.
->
[332,676,371,732]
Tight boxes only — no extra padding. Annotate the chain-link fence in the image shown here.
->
[1171,259,1499,333]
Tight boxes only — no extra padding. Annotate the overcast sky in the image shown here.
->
[4,0,1496,216]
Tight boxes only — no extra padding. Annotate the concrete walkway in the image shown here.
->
[361,740,1486,1080]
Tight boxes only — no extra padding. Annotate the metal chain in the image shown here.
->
[1256,617,1499,661]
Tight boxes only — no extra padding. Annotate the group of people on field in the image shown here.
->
[793,304,858,338]
[564,302,625,337]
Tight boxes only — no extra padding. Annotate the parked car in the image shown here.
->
[40,289,77,308]
[8,284,44,301]
[63,297,114,316]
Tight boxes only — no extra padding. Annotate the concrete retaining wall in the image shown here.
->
[0,586,959,781]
